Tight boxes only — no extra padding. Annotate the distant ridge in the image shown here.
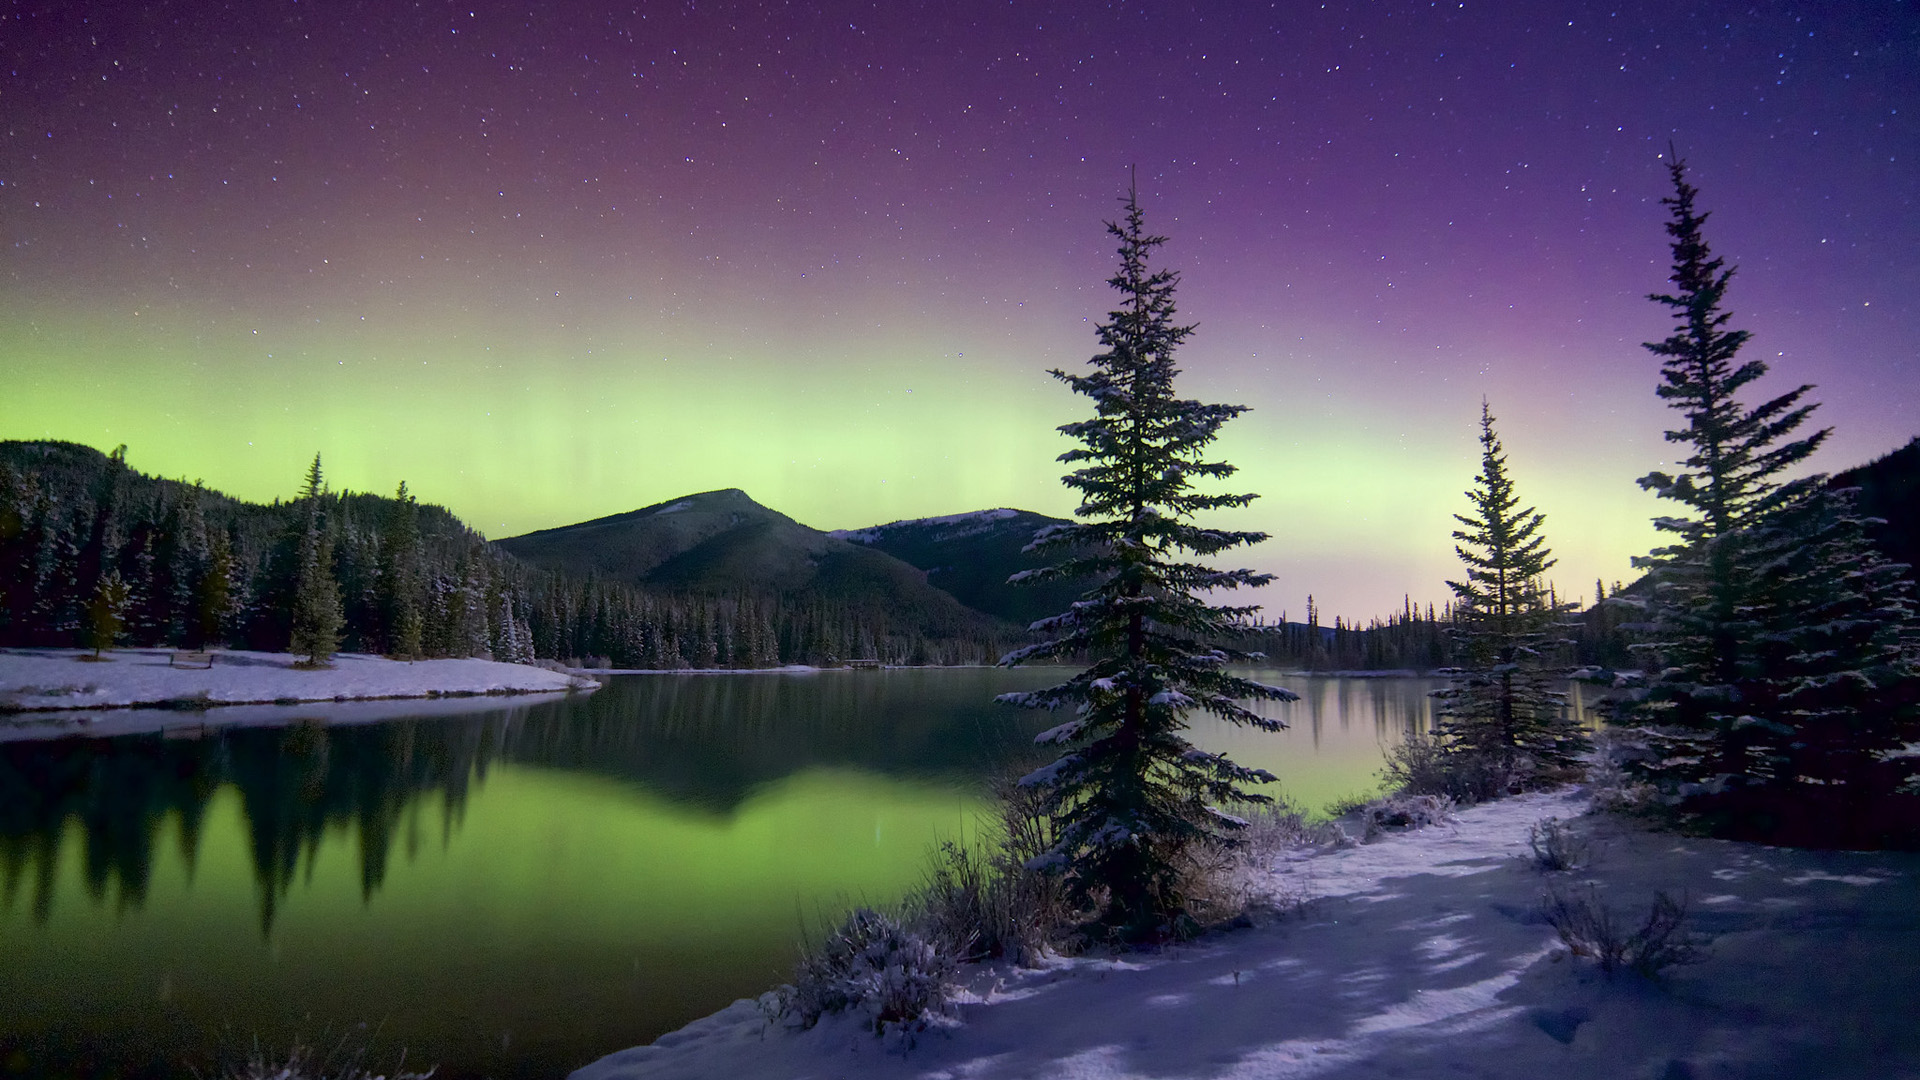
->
[1833,435,1920,575]
[832,507,1090,628]
[497,488,1013,643]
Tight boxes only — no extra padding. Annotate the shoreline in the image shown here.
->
[570,788,1920,1080]
[0,647,600,717]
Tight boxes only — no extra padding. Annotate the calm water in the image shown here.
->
[0,669,1463,1079]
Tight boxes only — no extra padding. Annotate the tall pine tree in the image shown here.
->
[1624,155,1920,841]
[1000,185,1295,939]
[289,454,345,667]
[1431,402,1586,795]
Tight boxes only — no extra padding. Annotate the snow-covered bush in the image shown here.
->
[779,907,959,1036]
[1539,885,1705,979]
[1525,816,1590,872]
[1356,793,1454,841]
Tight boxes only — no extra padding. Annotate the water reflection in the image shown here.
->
[0,669,1067,932]
[1,670,1536,1080]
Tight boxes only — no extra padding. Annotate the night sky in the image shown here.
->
[3,1,1915,620]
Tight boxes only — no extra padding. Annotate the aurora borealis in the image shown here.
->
[3,1,1914,620]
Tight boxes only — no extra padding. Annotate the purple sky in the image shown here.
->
[4,0,1915,620]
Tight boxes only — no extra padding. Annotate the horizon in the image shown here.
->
[4,2,1915,621]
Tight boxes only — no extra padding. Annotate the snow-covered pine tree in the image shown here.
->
[1623,155,1826,793]
[289,454,345,667]
[1737,483,1920,839]
[999,185,1296,939]
[379,481,425,658]
[1431,402,1586,795]
[85,570,131,658]
[1623,154,1920,839]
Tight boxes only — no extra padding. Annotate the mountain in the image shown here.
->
[1833,436,1920,575]
[830,508,1088,628]
[496,489,1013,644]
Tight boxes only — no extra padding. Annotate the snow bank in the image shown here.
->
[0,648,599,718]
[571,788,1920,1080]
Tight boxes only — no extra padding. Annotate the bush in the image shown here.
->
[909,776,1076,965]
[1173,798,1339,923]
[779,907,959,1036]
[1538,885,1706,979]
[1381,732,1513,804]
[1356,793,1453,840]
[1525,817,1590,872]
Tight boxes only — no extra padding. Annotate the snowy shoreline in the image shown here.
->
[0,647,599,724]
[571,788,1920,1080]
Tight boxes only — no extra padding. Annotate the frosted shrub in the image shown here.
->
[1539,886,1706,979]
[1525,817,1591,872]
[780,907,959,1035]
[1357,793,1454,841]
[1380,732,1515,805]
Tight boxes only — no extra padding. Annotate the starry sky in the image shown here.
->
[3,0,1915,621]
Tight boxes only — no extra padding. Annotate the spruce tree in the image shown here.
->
[379,481,425,658]
[84,570,131,658]
[1625,155,1920,839]
[1431,402,1586,795]
[1000,186,1295,939]
[289,454,345,667]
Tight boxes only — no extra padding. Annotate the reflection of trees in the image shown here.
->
[0,713,518,933]
[0,673,1060,928]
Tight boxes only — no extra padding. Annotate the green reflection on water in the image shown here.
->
[0,669,1483,1079]
[4,759,988,1079]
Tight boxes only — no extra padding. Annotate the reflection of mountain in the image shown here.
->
[0,674,1057,928]
[507,672,1054,811]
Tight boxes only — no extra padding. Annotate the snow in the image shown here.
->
[0,647,599,721]
[831,508,1024,545]
[571,787,1920,1079]
[654,500,694,515]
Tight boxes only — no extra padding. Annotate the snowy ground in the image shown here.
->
[572,788,1920,1080]
[0,647,598,736]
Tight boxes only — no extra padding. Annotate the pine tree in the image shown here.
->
[1622,155,1829,795]
[84,571,131,658]
[288,454,345,667]
[1431,403,1586,795]
[380,481,425,658]
[1741,484,1920,837]
[999,185,1295,939]
[1624,155,1920,841]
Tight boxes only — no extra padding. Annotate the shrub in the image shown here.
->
[1539,885,1706,978]
[1357,793,1453,841]
[1525,817,1590,872]
[1381,732,1514,804]
[779,907,959,1036]
[909,775,1076,965]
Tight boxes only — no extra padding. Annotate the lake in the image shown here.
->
[0,668,1483,1079]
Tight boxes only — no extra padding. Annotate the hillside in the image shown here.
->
[1833,436,1920,575]
[831,508,1088,628]
[496,489,1016,651]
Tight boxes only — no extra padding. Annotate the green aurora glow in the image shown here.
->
[1,291,1664,620]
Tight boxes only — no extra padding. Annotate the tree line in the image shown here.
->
[0,443,1005,668]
